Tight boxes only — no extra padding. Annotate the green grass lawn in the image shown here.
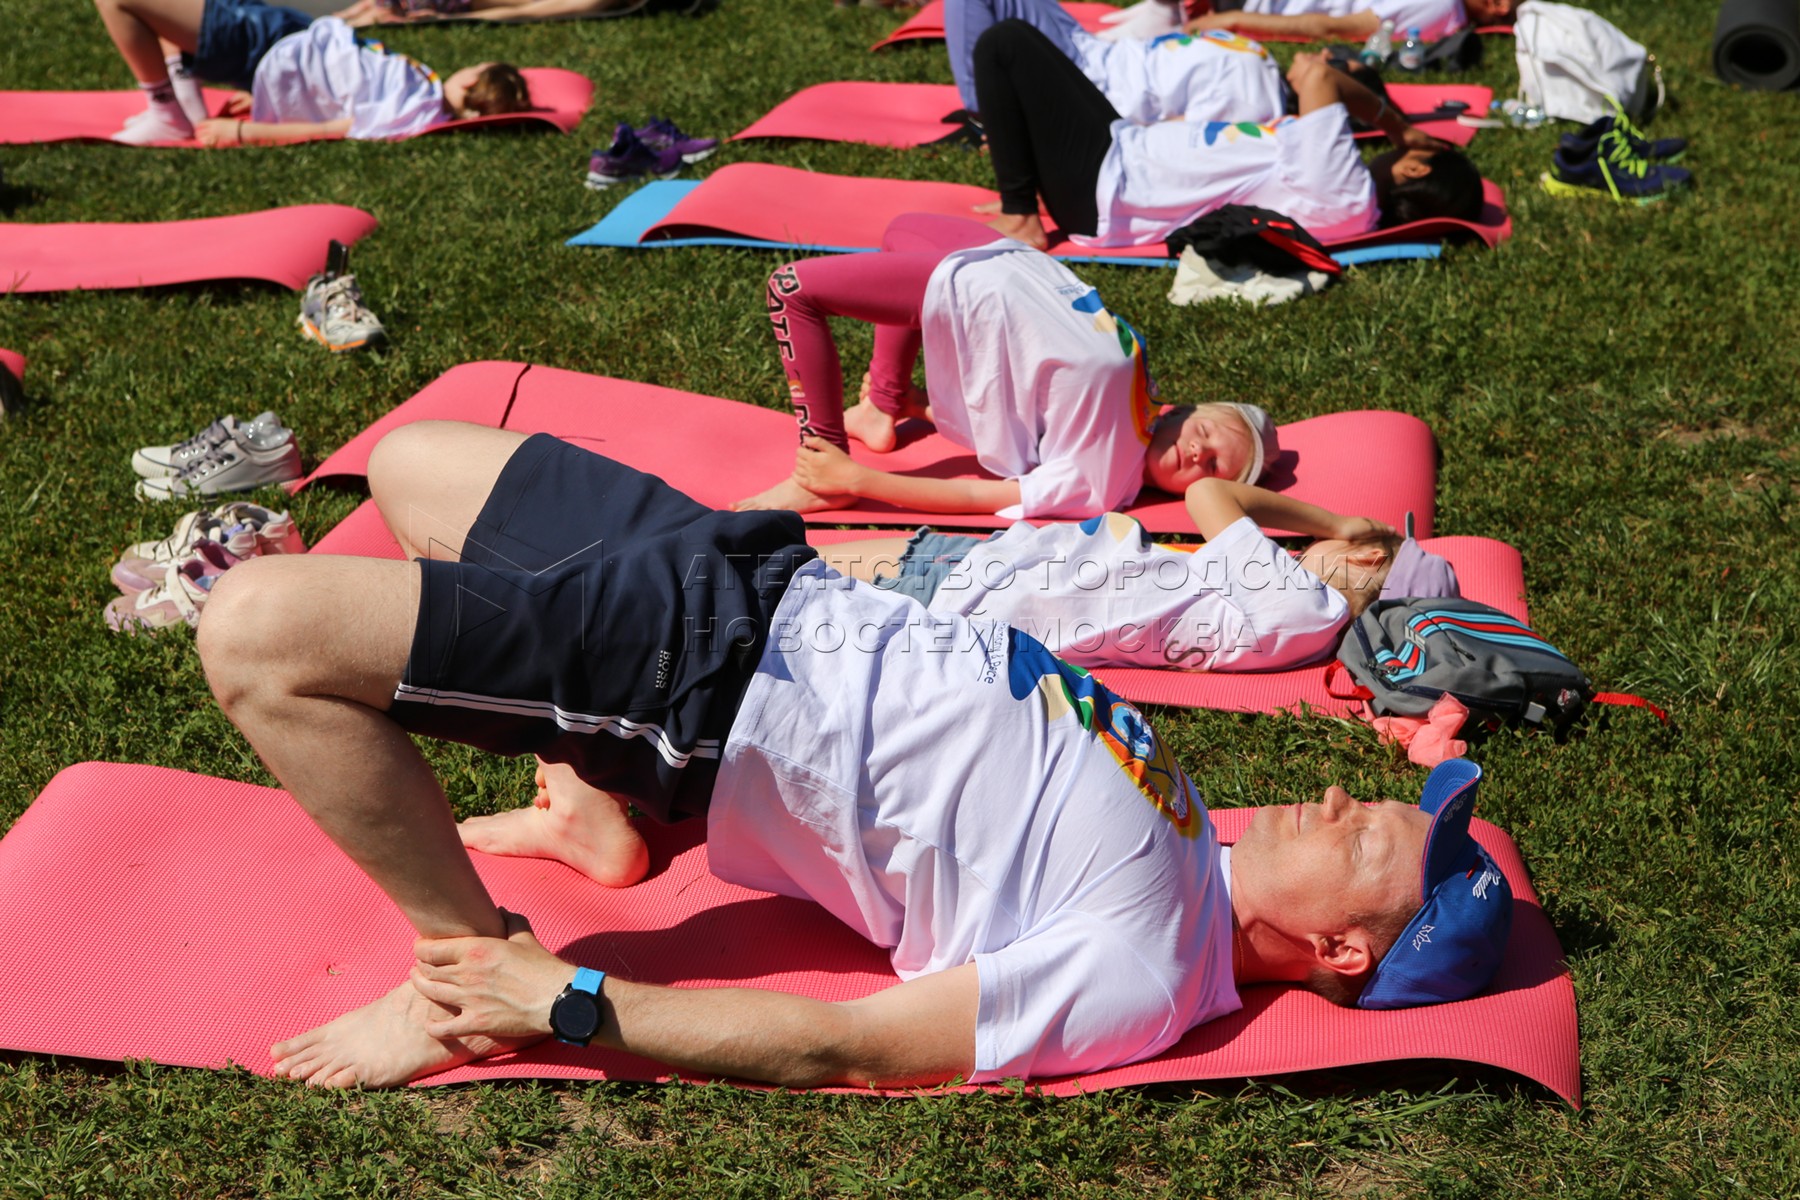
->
[4,0,1799,1194]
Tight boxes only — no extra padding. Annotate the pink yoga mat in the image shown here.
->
[638,163,1511,254]
[735,81,1490,148]
[314,502,1517,715]
[0,349,22,382]
[0,70,591,146]
[873,0,1118,49]
[295,361,1438,535]
[0,205,377,293]
[0,761,1579,1103]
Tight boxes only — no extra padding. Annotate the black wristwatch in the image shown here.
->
[549,967,606,1046]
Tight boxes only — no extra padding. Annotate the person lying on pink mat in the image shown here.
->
[196,419,1512,1089]
[332,0,661,26]
[818,478,1459,673]
[1185,0,1517,44]
[734,213,1278,520]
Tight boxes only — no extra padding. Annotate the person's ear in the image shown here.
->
[1308,929,1376,979]
[1344,544,1389,569]
[1394,155,1434,182]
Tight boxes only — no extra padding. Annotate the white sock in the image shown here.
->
[165,55,209,126]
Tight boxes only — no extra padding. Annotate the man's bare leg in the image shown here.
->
[200,553,529,1086]
[458,760,650,887]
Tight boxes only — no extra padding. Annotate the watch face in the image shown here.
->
[552,991,602,1043]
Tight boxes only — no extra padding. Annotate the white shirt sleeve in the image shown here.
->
[972,912,1183,1081]
[1183,517,1349,671]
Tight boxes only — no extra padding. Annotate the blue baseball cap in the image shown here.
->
[1356,759,1514,1010]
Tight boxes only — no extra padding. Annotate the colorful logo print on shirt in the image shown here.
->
[355,36,441,85]
[1149,30,1269,58]
[1069,290,1157,444]
[1201,120,1282,146]
[1007,630,1204,837]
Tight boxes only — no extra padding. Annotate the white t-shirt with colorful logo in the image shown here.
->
[1070,29,1288,125]
[1238,0,1468,40]
[1081,101,1379,248]
[928,514,1350,671]
[251,18,449,140]
[709,562,1240,1082]
[920,240,1156,519]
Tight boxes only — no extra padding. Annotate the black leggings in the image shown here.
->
[972,20,1118,237]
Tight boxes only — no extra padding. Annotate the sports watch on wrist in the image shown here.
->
[549,966,606,1046]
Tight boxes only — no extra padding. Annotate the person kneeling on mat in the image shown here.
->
[973,25,1483,251]
[819,477,1459,673]
[94,0,531,145]
[197,420,1512,1089]
[735,213,1278,520]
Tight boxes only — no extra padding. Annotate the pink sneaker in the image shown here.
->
[112,503,304,594]
[104,542,234,633]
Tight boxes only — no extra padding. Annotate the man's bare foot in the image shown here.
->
[269,978,540,1089]
[458,760,650,888]
[972,200,1002,215]
[988,212,1049,251]
[732,476,853,514]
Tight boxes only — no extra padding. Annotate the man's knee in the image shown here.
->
[367,421,455,498]
[196,558,308,712]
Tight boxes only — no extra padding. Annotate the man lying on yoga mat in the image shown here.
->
[198,420,1511,1089]
[972,25,1482,250]
[332,0,672,26]
[818,477,1458,672]
[93,0,531,145]
[734,213,1277,519]
[1186,0,1517,44]
[944,0,1287,125]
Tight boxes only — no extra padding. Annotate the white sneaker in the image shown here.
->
[111,104,195,146]
[1095,0,1184,41]
[135,425,303,502]
[133,412,284,478]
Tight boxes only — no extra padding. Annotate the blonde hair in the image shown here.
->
[1149,403,1258,483]
[461,64,532,117]
[1309,533,1402,619]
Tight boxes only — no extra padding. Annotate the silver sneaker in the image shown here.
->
[299,272,386,353]
[133,411,284,479]
[135,419,303,501]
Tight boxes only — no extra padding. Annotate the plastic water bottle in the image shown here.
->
[1398,27,1425,71]
[1360,19,1395,66]
[1493,98,1549,128]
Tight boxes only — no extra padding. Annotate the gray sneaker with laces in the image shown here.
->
[132,411,285,479]
[299,271,386,353]
[135,418,303,501]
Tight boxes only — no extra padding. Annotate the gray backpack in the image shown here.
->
[1330,598,1661,738]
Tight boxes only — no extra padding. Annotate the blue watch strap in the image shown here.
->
[571,966,605,997]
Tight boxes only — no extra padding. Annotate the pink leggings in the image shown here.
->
[766,214,999,451]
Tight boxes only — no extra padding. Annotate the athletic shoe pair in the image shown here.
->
[132,412,304,501]
[105,503,306,632]
[300,239,386,353]
[585,118,717,189]
[1541,110,1691,205]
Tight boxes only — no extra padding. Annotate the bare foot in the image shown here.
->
[844,400,902,453]
[458,760,650,888]
[269,977,539,1088]
[988,212,1049,251]
[732,475,852,514]
[971,200,1002,215]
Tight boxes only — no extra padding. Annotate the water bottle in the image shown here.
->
[1398,27,1424,71]
[1493,98,1549,128]
[1360,19,1395,67]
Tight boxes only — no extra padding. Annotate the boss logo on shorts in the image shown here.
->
[654,649,672,691]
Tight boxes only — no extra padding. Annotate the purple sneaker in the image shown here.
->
[585,123,683,190]
[635,116,718,164]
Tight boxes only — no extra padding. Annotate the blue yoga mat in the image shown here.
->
[567,181,1441,268]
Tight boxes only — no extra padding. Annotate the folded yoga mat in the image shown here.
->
[735,81,1490,148]
[0,761,1579,1103]
[1714,0,1800,91]
[566,163,1509,263]
[295,361,1438,536]
[315,500,1515,715]
[0,205,377,294]
[0,69,591,146]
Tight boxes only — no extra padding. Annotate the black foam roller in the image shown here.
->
[1714,0,1800,91]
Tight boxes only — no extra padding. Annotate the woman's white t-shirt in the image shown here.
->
[707,563,1241,1082]
[929,514,1350,671]
[1238,0,1468,39]
[1070,29,1288,125]
[251,18,450,140]
[1081,102,1379,247]
[920,240,1157,520]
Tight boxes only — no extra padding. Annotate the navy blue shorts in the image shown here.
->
[389,434,816,824]
[189,0,314,91]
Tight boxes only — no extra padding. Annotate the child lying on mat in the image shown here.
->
[197,420,1512,1089]
[819,477,1459,672]
[973,26,1482,250]
[333,0,655,26]
[944,0,1287,125]
[735,213,1278,519]
[93,0,531,145]
[1185,0,1517,44]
